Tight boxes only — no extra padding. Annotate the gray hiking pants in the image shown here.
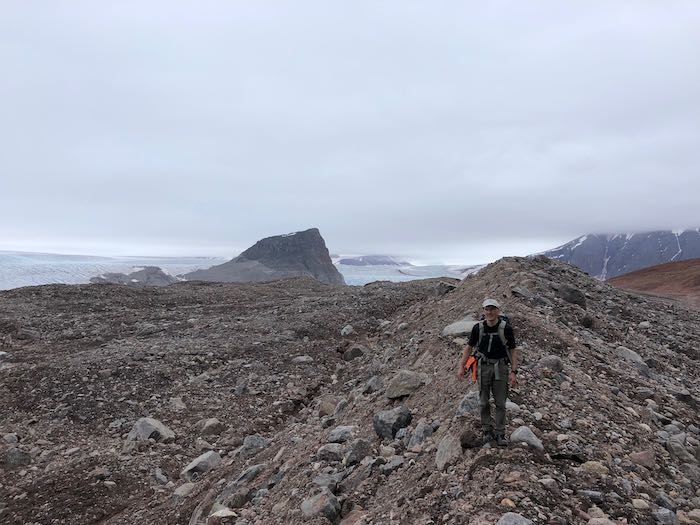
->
[478,359,509,436]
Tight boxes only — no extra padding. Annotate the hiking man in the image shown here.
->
[457,298,519,446]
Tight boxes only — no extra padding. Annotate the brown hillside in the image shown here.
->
[608,258,700,308]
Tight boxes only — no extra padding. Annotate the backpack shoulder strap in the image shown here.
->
[498,319,513,364]
[478,321,485,347]
[497,319,507,347]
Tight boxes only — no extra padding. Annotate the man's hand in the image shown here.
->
[457,366,466,381]
[508,371,518,388]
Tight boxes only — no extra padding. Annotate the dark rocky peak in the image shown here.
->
[540,228,700,279]
[184,228,345,285]
[89,266,178,287]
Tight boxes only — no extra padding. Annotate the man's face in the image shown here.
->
[483,306,499,322]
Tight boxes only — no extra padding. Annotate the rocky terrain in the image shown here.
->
[90,266,179,288]
[1,256,699,525]
[542,229,700,279]
[185,229,345,285]
[608,258,700,308]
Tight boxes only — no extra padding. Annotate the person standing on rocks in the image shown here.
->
[457,298,519,446]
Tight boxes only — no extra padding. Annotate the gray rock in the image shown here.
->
[344,438,372,466]
[385,369,428,399]
[436,282,457,296]
[652,508,679,524]
[327,425,355,444]
[558,284,586,307]
[380,455,404,474]
[506,400,521,413]
[655,492,677,511]
[233,463,266,486]
[342,345,365,361]
[316,443,343,462]
[638,321,651,329]
[154,467,168,484]
[457,390,480,415]
[442,318,478,337]
[172,482,196,503]
[510,426,544,451]
[632,388,655,400]
[312,471,345,492]
[435,433,462,471]
[126,417,176,443]
[340,325,354,336]
[363,375,384,394]
[373,406,412,439]
[238,434,270,459]
[535,355,563,373]
[579,490,604,503]
[300,490,341,521]
[291,355,313,364]
[195,418,226,436]
[408,418,434,449]
[616,346,645,365]
[3,433,19,444]
[4,447,31,467]
[180,451,222,481]
[511,286,534,299]
[667,434,696,463]
[495,512,535,525]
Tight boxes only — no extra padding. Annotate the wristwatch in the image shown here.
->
[510,369,518,374]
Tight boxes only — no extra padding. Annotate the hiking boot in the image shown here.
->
[482,431,495,445]
[495,434,508,447]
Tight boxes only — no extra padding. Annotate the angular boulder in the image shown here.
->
[385,370,429,399]
[435,433,462,471]
[126,417,175,443]
[301,490,341,522]
[373,406,412,439]
[442,318,478,338]
[181,451,222,481]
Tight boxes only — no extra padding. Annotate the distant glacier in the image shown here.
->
[0,250,480,290]
[0,251,227,290]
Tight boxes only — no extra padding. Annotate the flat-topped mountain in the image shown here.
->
[541,228,700,279]
[184,228,345,285]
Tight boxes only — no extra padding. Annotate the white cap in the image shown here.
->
[482,298,501,308]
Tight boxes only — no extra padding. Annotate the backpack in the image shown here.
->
[476,314,512,363]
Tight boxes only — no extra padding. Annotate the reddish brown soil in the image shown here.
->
[607,258,700,308]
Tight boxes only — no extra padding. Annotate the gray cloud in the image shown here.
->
[1,1,699,263]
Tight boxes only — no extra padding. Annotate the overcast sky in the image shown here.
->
[1,1,699,264]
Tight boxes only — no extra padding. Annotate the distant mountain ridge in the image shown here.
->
[336,255,409,266]
[541,228,700,279]
[184,228,345,285]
